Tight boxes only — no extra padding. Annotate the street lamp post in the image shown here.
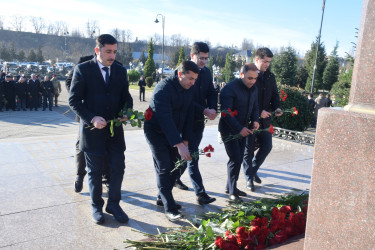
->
[311,0,326,94]
[212,64,217,83]
[63,32,69,60]
[154,14,165,79]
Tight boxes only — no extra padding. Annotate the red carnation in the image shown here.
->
[206,153,211,157]
[144,107,153,121]
[233,110,238,116]
[221,112,227,118]
[292,107,299,116]
[280,205,292,214]
[268,124,275,134]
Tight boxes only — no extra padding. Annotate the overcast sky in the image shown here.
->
[2,0,363,57]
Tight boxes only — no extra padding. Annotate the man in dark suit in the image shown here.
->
[66,55,112,193]
[69,34,133,225]
[242,48,282,192]
[138,75,146,101]
[174,42,217,205]
[219,63,260,202]
[144,60,199,221]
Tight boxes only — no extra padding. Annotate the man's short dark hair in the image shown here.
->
[178,60,200,75]
[240,63,258,74]
[255,47,273,59]
[96,34,118,49]
[191,42,209,55]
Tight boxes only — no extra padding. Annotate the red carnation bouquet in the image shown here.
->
[171,144,214,172]
[221,125,275,144]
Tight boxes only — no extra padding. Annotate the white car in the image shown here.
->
[158,67,174,75]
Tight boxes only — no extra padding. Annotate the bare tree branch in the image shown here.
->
[9,15,25,31]
[30,16,46,34]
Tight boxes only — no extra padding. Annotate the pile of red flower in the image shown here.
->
[214,204,308,250]
[221,108,238,117]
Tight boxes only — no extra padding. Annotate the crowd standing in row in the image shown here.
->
[0,72,62,112]
[67,33,284,224]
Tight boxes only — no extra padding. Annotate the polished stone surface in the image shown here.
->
[305,0,375,248]
[0,88,311,249]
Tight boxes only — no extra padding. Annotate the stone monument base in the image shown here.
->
[304,108,375,249]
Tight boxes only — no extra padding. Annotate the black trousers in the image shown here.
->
[222,134,246,195]
[144,125,179,212]
[139,87,145,101]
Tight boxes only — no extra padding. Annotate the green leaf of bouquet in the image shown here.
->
[247,215,256,221]
[118,110,122,116]
[237,211,245,217]
[206,226,214,239]
[201,219,208,227]
[130,120,137,127]
[231,220,240,229]
[137,120,142,128]
[130,114,136,120]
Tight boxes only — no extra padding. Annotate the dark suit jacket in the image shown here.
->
[219,78,259,136]
[68,57,133,155]
[144,74,194,147]
[191,66,217,120]
[256,70,280,129]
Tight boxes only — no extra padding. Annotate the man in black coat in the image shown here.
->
[41,75,54,111]
[174,42,217,205]
[144,60,199,221]
[15,76,28,111]
[69,34,133,225]
[3,75,16,111]
[138,75,146,101]
[27,74,41,111]
[219,63,260,202]
[242,48,282,192]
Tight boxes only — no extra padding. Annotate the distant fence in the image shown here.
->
[273,127,315,146]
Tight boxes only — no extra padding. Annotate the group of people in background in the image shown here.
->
[308,92,332,128]
[0,72,61,112]
[67,33,283,224]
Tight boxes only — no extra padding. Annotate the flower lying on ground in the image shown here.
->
[221,125,274,144]
[124,192,309,249]
[171,144,214,172]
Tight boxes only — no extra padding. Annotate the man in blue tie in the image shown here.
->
[69,34,133,225]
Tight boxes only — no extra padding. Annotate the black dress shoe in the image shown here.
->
[236,189,247,197]
[105,204,129,223]
[74,176,84,193]
[174,179,188,190]
[229,195,242,202]
[197,192,216,205]
[156,198,182,209]
[225,188,246,197]
[246,180,255,192]
[254,173,262,184]
[92,208,105,224]
[165,209,182,221]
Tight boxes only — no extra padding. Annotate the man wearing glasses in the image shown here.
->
[242,48,282,192]
[174,42,218,205]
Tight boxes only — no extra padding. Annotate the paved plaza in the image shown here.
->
[0,87,313,249]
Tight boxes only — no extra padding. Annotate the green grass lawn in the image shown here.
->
[129,83,155,92]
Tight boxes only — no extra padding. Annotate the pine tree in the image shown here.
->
[322,42,340,91]
[330,54,354,107]
[139,50,146,65]
[143,39,156,79]
[271,45,298,86]
[17,50,26,61]
[0,43,11,61]
[295,64,309,89]
[176,46,185,68]
[10,41,17,61]
[223,52,235,83]
[36,46,44,63]
[27,49,37,62]
[304,38,328,93]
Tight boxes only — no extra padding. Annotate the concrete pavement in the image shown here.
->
[0,87,313,249]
